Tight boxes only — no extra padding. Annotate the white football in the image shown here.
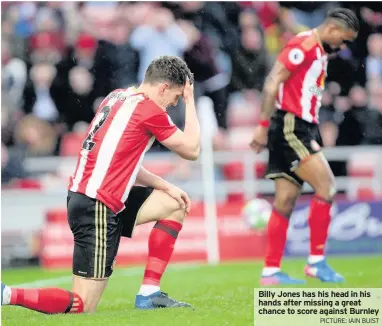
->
[242,198,272,230]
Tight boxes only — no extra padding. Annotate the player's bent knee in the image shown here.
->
[159,191,187,223]
[165,205,186,224]
[274,203,294,218]
[314,182,337,202]
[274,194,299,217]
[311,166,336,201]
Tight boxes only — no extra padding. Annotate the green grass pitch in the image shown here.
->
[2,256,382,326]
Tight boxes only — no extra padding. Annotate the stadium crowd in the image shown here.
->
[2,1,382,184]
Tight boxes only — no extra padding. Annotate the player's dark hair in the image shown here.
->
[144,56,194,86]
[326,8,359,32]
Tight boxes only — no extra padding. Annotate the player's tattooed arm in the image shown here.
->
[260,61,291,120]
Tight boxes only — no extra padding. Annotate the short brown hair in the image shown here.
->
[143,56,194,86]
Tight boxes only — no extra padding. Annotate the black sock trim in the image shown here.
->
[153,222,179,239]
[64,291,74,314]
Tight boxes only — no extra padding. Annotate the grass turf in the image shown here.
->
[2,256,382,326]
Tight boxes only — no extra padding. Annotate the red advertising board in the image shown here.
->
[39,199,382,269]
[40,202,267,269]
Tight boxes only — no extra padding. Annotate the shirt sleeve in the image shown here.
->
[143,112,178,142]
[277,45,307,72]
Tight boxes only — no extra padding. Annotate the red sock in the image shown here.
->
[309,195,332,256]
[142,220,182,286]
[9,288,83,314]
[265,209,289,268]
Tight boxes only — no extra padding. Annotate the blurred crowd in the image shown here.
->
[2,1,382,184]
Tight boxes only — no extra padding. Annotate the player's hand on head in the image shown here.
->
[183,78,195,104]
[165,184,191,214]
[180,190,191,214]
[250,125,268,154]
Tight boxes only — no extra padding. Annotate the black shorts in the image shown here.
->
[67,186,154,278]
[265,110,322,186]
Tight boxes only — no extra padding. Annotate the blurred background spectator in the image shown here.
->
[366,33,382,82]
[1,1,382,187]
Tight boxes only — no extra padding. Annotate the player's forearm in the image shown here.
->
[183,101,201,156]
[136,167,170,191]
[259,83,278,121]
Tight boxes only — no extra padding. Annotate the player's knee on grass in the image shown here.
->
[274,192,299,218]
[82,298,97,313]
[72,276,108,313]
[75,291,102,313]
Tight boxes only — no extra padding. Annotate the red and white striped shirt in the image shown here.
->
[276,30,328,124]
[68,87,178,214]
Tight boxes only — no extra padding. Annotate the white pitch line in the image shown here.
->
[10,263,201,288]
